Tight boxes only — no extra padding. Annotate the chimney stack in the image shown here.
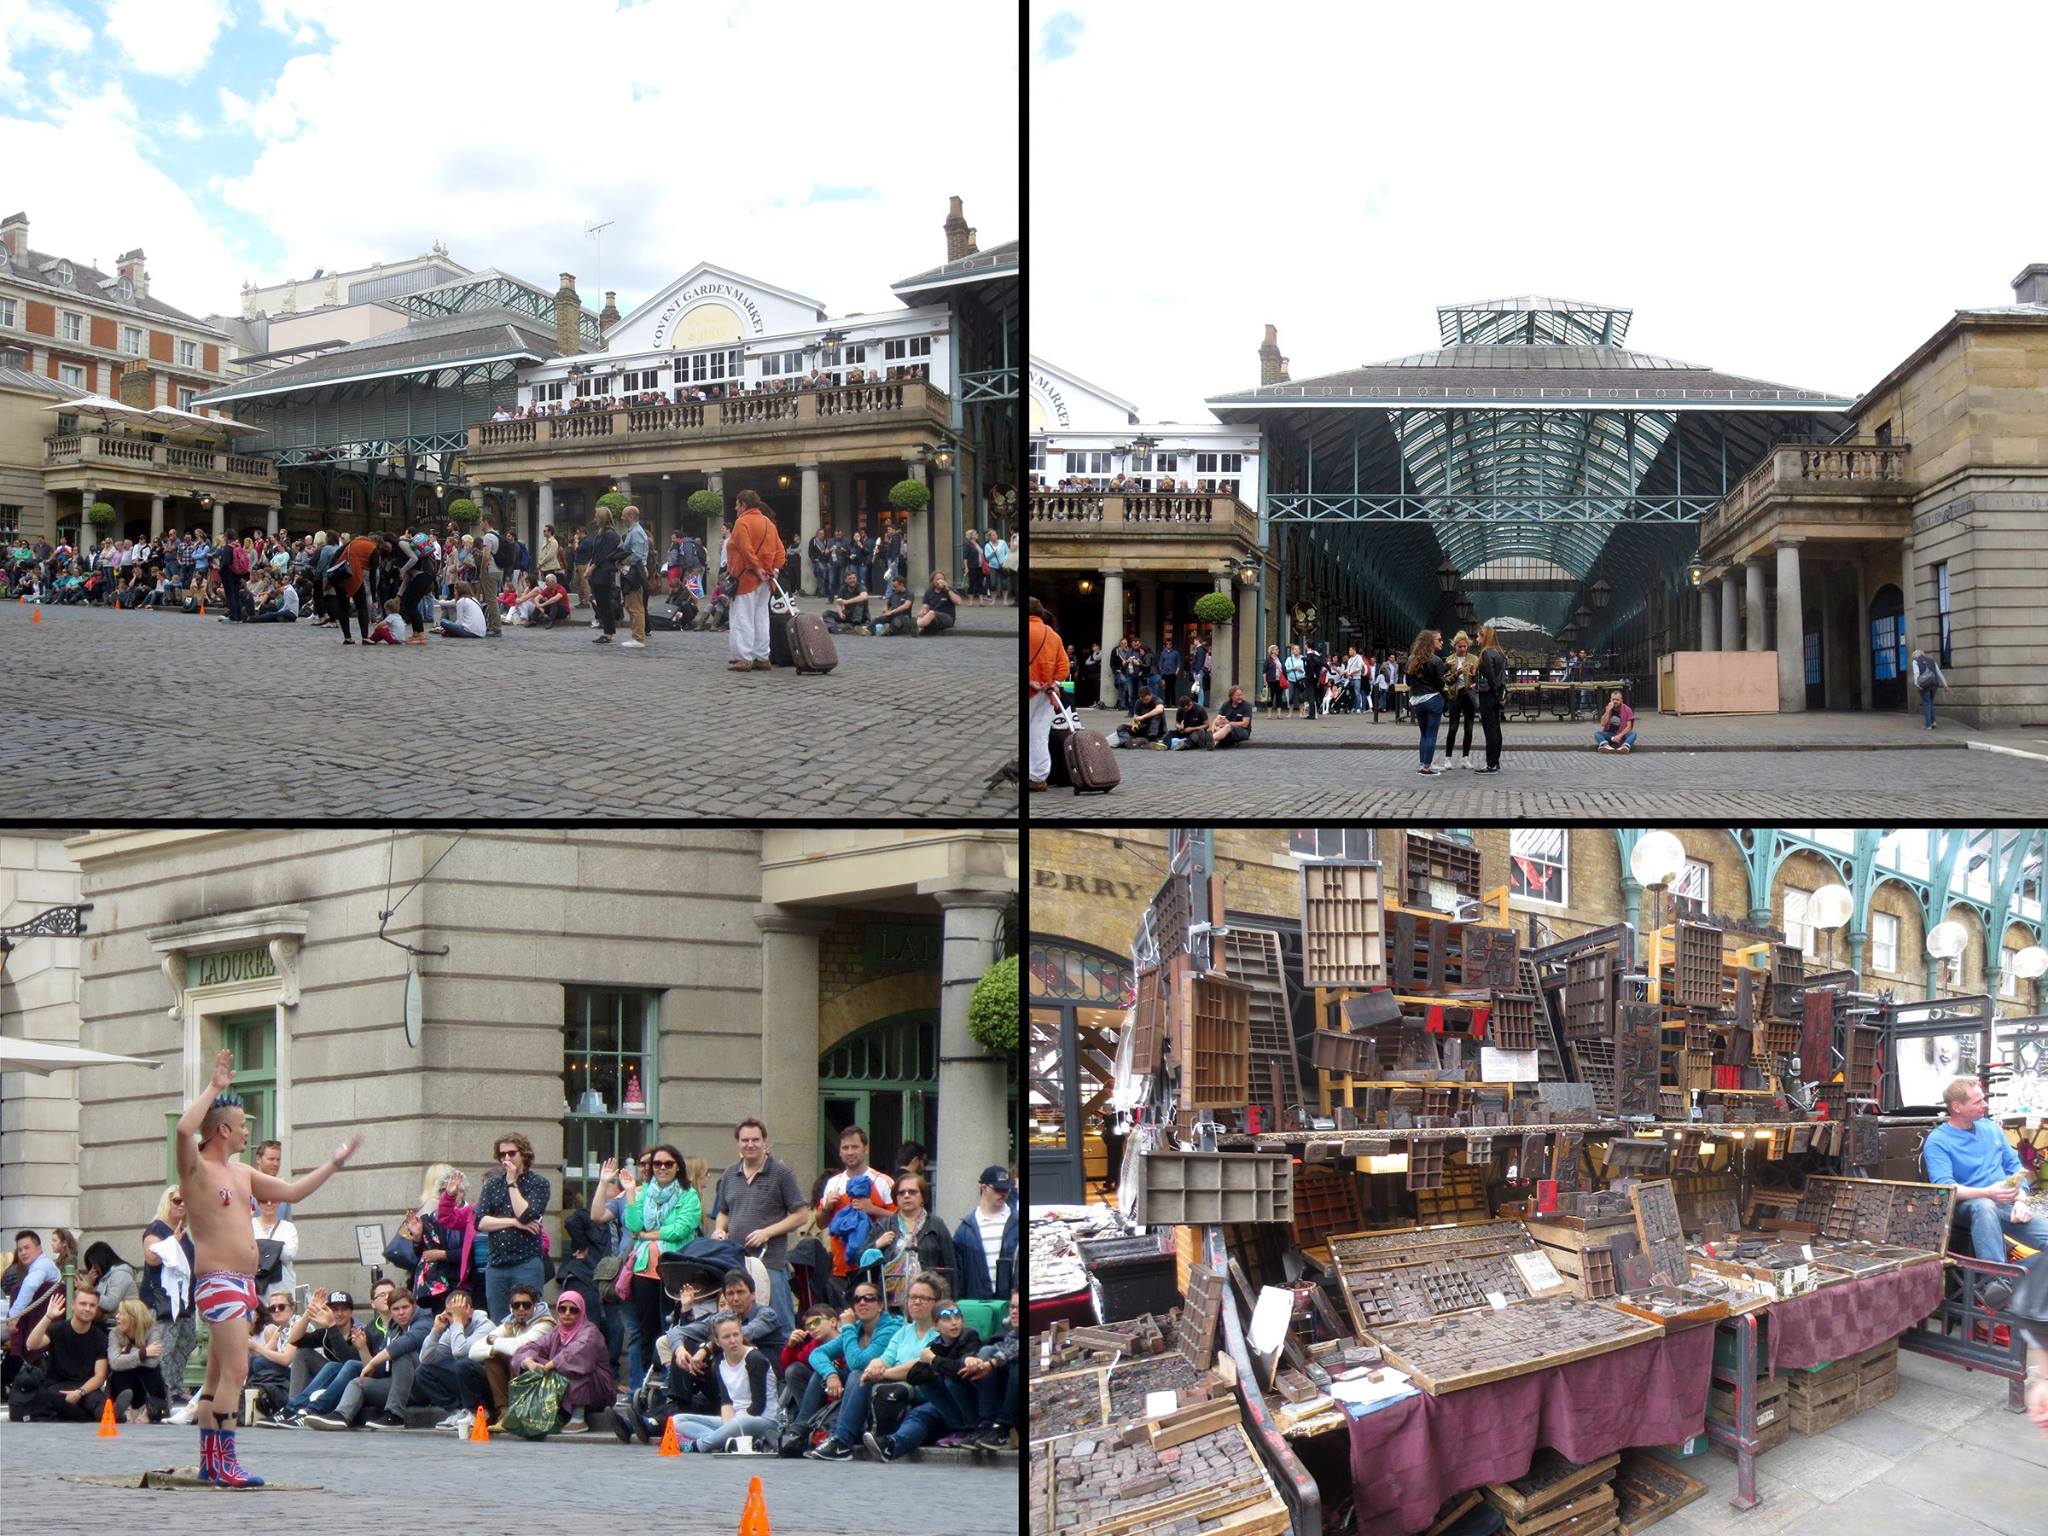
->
[0,211,25,260]
[944,195,970,262]
[555,272,581,357]
[120,364,155,409]
[965,228,978,255]
[1258,324,1283,386]
[117,247,148,297]
[1279,357,1291,383]
[599,290,621,344]
[2014,263,2048,307]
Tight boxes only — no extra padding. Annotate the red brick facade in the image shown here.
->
[149,329,172,362]
[89,315,115,350]
[25,300,53,336]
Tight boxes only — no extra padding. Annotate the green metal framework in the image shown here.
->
[384,269,601,349]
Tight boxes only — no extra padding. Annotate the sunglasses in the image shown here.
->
[509,1300,534,1309]
[268,1303,292,1312]
[170,1196,185,1205]
[556,1305,582,1316]
[853,1293,881,1304]
[937,1307,962,1319]
[651,1159,677,1169]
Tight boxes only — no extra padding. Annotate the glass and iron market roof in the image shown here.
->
[1203,296,1855,636]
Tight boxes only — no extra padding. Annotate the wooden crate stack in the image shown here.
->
[1480,1450,1620,1536]
[1784,1339,1899,1435]
[1709,1374,1789,1457]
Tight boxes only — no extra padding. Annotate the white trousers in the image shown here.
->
[1028,692,1055,783]
[730,584,771,662]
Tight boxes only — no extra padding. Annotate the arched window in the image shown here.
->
[1028,940,1133,1205]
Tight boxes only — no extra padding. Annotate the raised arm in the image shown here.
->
[250,1133,362,1206]
[175,1048,238,1174]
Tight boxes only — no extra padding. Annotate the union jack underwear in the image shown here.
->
[193,1269,260,1323]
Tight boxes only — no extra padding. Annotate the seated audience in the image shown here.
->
[806,1274,942,1461]
[468,1283,554,1429]
[662,1314,779,1453]
[410,1287,497,1431]
[1118,688,1167,747]
[864,1298,985,1461]
[9,1286,109,1422]
[105,1297,169,1423]
[307,1288,431,1430]
[915,573,957,635]
[509,1286,610,1434]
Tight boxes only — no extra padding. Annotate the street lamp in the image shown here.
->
[1686,559,1708,587]
[1630,831,1688,963]
[1589,577,1611,611]
[1455,592,1475,625]
[2013,945,2048,980]
[1436,556,1459,594]
[1810,884,1854,969]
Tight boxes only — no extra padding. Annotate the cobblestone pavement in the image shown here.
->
[3,602,1018,818]
[1,1419,1014,1536]
[1031,737,2048,820]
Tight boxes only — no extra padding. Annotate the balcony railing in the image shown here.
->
[1699,440,1913,551]
[43,433,280,486]
[467,380,949,457]
[1028,490,1260,546]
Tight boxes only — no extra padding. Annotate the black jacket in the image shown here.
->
[1408,655,1447,696]
[1477,648,1508,698]
[586,527,623,587]
[906,1326,984,1386]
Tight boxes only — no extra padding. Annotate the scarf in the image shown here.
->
[552,1300,587,1349]
[437,1190,479,1282]
[633,1177,686,1272]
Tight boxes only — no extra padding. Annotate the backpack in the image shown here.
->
[1914,655,1939,689]
[680,537,703,569]
[230,543,251,575]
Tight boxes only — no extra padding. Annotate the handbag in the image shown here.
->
[612,1251,635,1301]
[253,1238,286,1289]
[500,1366,567,1439]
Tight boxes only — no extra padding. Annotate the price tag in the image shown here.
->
[1487,1291,1508,1311]
[1801,1244,1814,1262]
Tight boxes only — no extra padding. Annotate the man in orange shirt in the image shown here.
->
[1028,597,1070,790]
[725,490,786,672]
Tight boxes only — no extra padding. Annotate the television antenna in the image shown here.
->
[585,219,613,300]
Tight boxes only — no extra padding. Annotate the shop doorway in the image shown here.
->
[819,1011,936,1190]
[1870,584,1907,712]
[1026,941,1135,1206]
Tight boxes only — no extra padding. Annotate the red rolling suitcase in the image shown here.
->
[1053,698,1119,794]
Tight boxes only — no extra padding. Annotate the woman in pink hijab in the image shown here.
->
[510,1292,614,1433]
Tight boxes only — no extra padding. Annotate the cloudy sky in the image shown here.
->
[1,0,1016,325]
[1030,0,2047,423]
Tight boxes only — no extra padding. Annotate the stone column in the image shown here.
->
[926,884,1014,1215]
[536,481,554,552]
[1744,559,1766,651]
[1235,578,1257,702]
[212,498,225,539]
[705,470,725,544]
[149,494,164,540]
[1212,571,1237,698]
[931,466,956,601]
[1855,558,1873,712]
[1137,580,1158,651]
[798,464,822,591]
[751,906,832,1201]
[902,458,929,595]
[265,504,278,538]
[1720,574,1740,652]
[1097,570,1124,708]
[1776,539,1806,713]
[1699,579,1719,651]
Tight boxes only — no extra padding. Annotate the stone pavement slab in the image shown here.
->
[2,602,1016,819]
[1030,739,2048,820]
[3,1418,1013,1535]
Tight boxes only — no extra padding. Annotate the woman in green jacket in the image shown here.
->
[622,1142,701,1384]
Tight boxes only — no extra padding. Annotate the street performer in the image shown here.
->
[176,1048,361,1486]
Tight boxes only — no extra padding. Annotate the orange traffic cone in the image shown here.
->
[656,1414,681,1457]
[739,1474,771,1536]
[198,601,206,616]
[98,1396,120,1438]
[468,1404,490,1442]
[31,608,40,623]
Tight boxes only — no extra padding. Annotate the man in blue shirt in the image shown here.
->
[1156,639,1182,709]
[1922,1077,2048,1260]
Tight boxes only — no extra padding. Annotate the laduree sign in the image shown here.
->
[186,945,277,988]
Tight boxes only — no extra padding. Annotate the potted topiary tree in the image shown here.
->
[686,489,723,530]
[596,490,630,521]
[445,496,479,528]
[85,500,117,534]
[966,954,1019,1054]
[1193,591,1237,627]
[888,479,931,519]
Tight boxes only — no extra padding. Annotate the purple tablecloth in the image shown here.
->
[1345,1325,1714,1536]
[1765,1262,1943,1372]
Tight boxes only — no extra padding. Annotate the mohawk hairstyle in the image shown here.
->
[211,1091,244,1111]
[200,1090,244,1143]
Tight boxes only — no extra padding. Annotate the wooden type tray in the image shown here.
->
[1363,1295,1662,1395]
[1628,1180,1688,1288]
[1565,950,1616,1040]
[1462,924,1520,991]
[1483,1451,1620,1521]
[1039,1420,1292,1536]
[1672,919,1725,1009]
[1794,1175,1954,1250]
[1300,860,1385,988]
[1402,832,1483,912]
[1612,1450,1707,1536]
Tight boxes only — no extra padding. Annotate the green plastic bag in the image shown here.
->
[501,1367,567,1439]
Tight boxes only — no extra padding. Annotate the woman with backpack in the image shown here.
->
[218,532,250,622]
[1913,648,1948,730]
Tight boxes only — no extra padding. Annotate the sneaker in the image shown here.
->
[303,1412,350,1430]
[113,1388,135,1418]
[612,1408,640,1445]
[168,1401,198,1425]
[751,659,773,670]
[1616,745,1630,755]
[620,639,645,649]
[969,1425,1013,1452]
[805,1437,854,1461]
[863,1429,899,1462]
[1597,743,1614,752]
[560,1416,590,1433]
[437,1410,471,1432]
[364,1412,407,1430]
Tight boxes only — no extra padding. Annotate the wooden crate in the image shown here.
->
[1787,1376,1859,1436]
[1300,861,1386,987]
[1177,971,1253,1109]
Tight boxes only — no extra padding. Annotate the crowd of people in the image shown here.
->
[1,1112,1017,1468]
[489,364,936,421]
[5,498,997,656]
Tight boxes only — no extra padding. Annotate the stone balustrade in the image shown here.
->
[42,433,280,486]
[466,379,949,460]
[1028,490,1260,545]
[1699,440,1913,552]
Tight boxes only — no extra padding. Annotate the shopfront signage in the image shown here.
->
[1029,369,1072,427]
[863,922,942,974]
[651,281,767,346]
[187,945,277,988]
[1031,868,1146,901]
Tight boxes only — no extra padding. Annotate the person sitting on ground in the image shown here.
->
[1924,1076,2048,1261]
[1,1230,63,1384]
[244,574,300,624]
[276,1289,380,1425]
[517,572,571,627]
[508,1286,610,1434]
[1593,690,1638,754]
[244,1290,296,1421]
[467,1283,554,1430]
[106,1297,169,1423]
[435,581,488,639]
[1166,694,1210,751]
[953,1284,1018,1451]
[796,1280,901,1456]
[307,1287,431,1430]
[778,1305,840,1422]
[410,1286,497,1431]
[1203,685,1253,749]
[650,1268,783,1425]
[915,572,957,635]
[1118,687,1167,748]
[827,571,871,634]
[77,1241,140,1317]
[660,1314,780,1453]
[864,1298,986,1461]
[807,1273,944,1461]
[953,1168,1018,1300]
[367,598,411,644]
[10,1285,109,1423]
[871,576,914,636]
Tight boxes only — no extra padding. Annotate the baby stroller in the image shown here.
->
[622,1237,752,1434]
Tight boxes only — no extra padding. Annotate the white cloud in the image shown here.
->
[216,85,249,125]
[168,109,203,139]
[0,0,94,96]
[1029,0,2048,423]
[102,0,233,80]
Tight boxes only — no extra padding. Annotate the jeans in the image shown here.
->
[1595,727,1639,750]
[412,1358,491,1412]
[485,1255,547,1323]
[286,1358,363,1414]
[1921,686,1937,727]
[812,562,833,599]
[1115,673,1136,713]
[891,1371,999,1450]
[1479,692,1504,770]
[830,1376,875,1444]
[670,1408,779,1451]
[1412,694,1444,765]
[765,1266,796,1333]
[1958,1198,2048,1262]
[1349,679,1366,713]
